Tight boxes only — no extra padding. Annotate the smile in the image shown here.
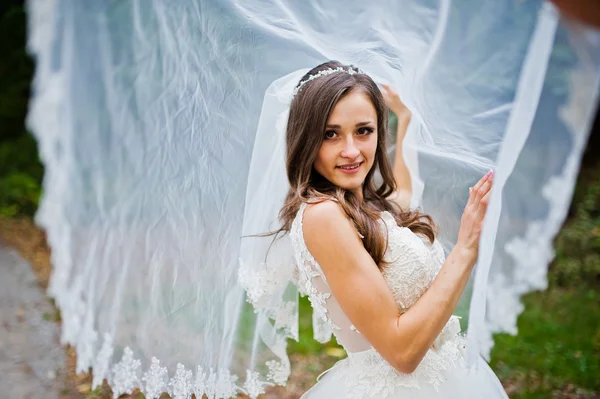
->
[337,162,363,174]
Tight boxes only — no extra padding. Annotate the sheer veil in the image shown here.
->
[25,0,600,398]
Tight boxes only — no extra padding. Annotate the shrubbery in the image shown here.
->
[0,134,43,217]
[550,162,600,287]
[0,3,39,217]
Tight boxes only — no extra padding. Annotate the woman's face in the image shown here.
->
[314,90,378,197]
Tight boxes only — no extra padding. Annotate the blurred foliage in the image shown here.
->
[490,287,600,398]
[288,294,342,356]
[0,170,41,217]
[0,3,33,139]
[0,134,43,217]
[0,2,40,217]
[550,163,600,287]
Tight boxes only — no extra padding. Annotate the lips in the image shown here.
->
[337,161,363,173]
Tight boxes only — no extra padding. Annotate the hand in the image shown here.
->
[381,84,410,118]
[455,170,494,264]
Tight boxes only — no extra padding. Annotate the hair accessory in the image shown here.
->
[291,66,365,99]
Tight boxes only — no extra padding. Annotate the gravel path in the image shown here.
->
[0,244,66,399]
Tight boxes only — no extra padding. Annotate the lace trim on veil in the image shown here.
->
[49,276,292,398]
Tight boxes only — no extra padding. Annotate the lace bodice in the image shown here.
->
[290,202,466,395]
[379,211,446,311]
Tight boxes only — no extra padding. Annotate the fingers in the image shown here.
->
[474,178,491,207]
[381,84,398,100]
[380,85,390,103]
[475,174,493,208]
[469,170,494,206]
[381,86,393,104]
[471,170,491,194]
[478,190,491,217]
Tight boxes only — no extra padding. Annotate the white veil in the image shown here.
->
[25,0,600,398]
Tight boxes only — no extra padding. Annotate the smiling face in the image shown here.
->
[313,89,378,198]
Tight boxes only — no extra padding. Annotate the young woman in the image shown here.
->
[279,61,508,398]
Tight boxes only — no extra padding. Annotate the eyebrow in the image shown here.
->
[326,121,375,129]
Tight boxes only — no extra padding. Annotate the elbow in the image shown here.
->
[394,362,419,375]
[391,352,420,375]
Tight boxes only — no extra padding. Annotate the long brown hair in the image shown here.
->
[279,60,436,269]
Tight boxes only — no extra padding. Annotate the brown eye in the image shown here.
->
[358,127,374,135]
[324,130,337,139]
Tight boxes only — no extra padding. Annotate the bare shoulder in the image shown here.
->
[303,200,351,234]
[302,200,362,259]
[303,199,346,223]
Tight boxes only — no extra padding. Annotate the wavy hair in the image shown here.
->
[278,60,437,269]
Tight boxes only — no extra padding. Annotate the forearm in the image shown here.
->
[393,110,412,195]
[392,247,474,371]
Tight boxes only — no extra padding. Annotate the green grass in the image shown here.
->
[490,286,600,397]
[288,295,343,356]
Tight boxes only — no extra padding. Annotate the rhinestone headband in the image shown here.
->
[291,66,365,99]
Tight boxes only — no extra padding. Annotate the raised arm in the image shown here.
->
[303,171,493,373]
[381,84,412,209]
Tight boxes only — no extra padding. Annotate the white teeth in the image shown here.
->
[340,163,359,170]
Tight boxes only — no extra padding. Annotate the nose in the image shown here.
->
[340,136,360,159]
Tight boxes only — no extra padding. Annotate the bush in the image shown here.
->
[0,134,43,217]
[0,171,40,217]
[0,3,40,217]
[550,162,600,287]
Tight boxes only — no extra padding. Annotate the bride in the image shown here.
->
[276,60,508,398]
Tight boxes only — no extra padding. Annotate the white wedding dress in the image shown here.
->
[290,203,508,399]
